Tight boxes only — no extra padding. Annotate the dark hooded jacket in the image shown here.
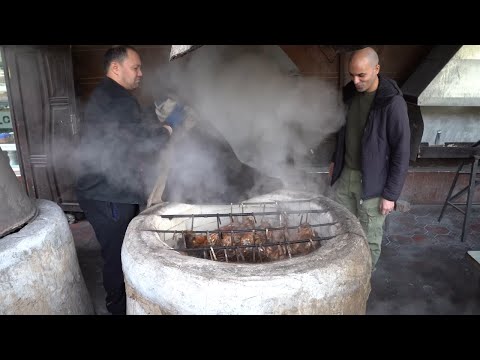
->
[75,77,170,204]
[331,75,410,202]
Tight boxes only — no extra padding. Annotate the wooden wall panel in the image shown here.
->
[15,51,47,156]
[379,45,433,86]
[72,45,110,110]
[280,45,340,79]
[30,155,52,199]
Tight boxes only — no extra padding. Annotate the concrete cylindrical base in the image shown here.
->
[123,190,371,315]
[0,200,94,315]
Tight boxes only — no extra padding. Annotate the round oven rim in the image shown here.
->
[122,191,372,314]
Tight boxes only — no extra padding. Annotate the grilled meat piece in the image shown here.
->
[184,218,319,262]
[290,223,319,253]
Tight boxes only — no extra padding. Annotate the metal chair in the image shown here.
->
[438,140,480,242]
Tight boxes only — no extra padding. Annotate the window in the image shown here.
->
[0,51,20,176]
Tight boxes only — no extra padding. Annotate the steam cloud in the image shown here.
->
[147,45,346,201]
[72,45,347,204]
[153,46,345,172]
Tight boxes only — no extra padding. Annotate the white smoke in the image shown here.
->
[150,45,345,181]
[72,45,347,205]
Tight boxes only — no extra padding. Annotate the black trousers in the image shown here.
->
[78,198,139,314]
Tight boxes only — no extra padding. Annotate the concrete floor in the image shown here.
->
[368,205,480,315]
[70,221,109,315]
[70,205,480,315]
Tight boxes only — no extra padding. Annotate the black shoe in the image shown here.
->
[106,288,126,315]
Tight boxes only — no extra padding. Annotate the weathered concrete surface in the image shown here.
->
[0,200,94,315]
[123,190,371,315]
[418,46,480,107]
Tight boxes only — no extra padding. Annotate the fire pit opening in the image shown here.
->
[148,199,336,263]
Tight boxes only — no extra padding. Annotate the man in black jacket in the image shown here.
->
[329,47,410,269]
[75,45,183,314]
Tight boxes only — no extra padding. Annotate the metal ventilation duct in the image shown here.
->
[170,45,203,61]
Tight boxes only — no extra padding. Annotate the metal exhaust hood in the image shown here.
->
[402,45,480,106]
[401,45,480,159]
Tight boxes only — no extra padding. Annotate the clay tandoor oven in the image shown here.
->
[122,190,372,315]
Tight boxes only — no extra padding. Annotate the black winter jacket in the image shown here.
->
[75,77,170,204]
[331,75,410,202]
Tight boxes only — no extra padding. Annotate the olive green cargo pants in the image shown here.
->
[335,167,387,268]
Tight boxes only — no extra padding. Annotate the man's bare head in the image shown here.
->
[105,45,143,91]
[348,47,380,93]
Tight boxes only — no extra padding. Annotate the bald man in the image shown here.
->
[329,47,410,269]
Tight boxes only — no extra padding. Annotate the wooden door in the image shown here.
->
[3,45,80,212]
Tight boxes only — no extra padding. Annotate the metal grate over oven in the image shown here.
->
[144,199,338,263]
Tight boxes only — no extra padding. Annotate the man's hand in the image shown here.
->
[379,198,395,215]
